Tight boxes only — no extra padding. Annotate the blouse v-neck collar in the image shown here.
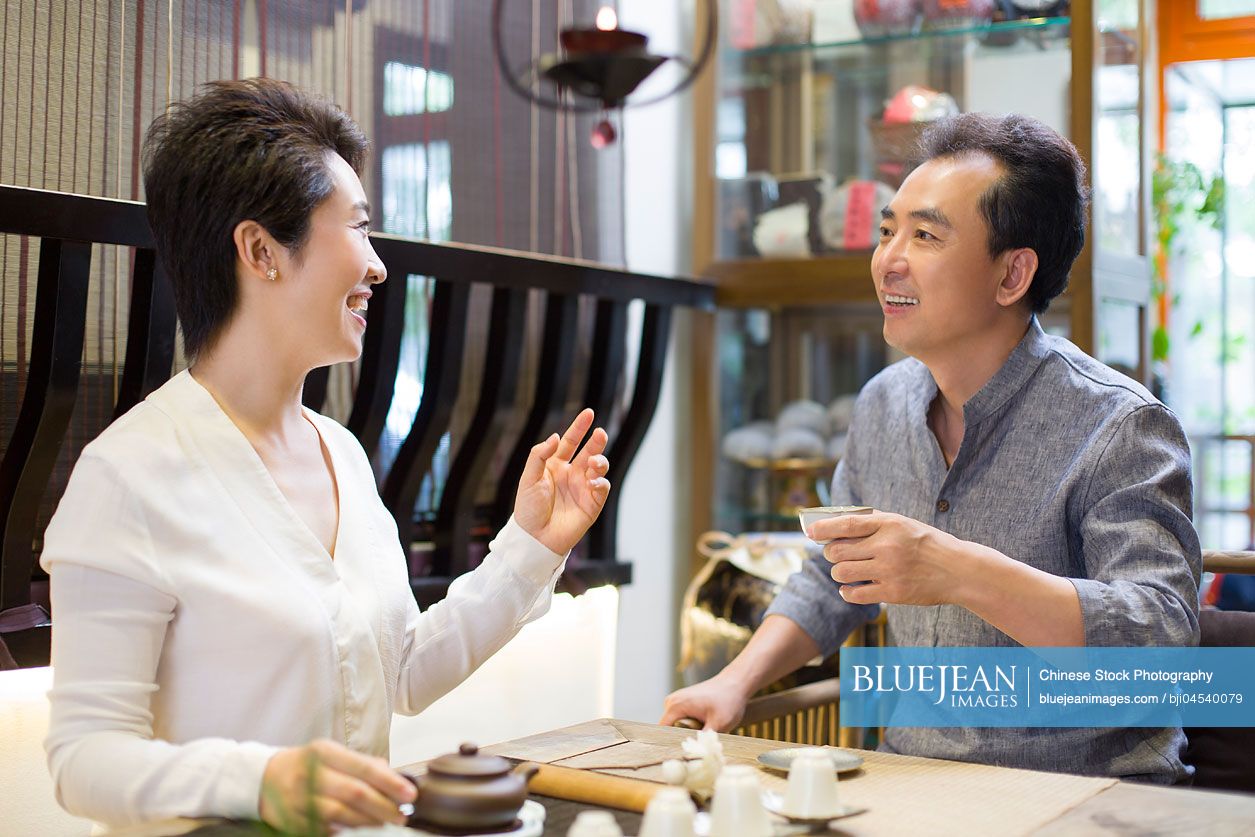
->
[149,370,347,580]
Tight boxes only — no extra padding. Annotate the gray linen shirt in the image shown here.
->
[766,319,1201,782]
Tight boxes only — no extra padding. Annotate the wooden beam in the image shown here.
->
[1070,0,1096,356]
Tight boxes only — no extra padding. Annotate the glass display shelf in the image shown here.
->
[722,19,1073,92]
[733,16,1072,58]
[712,13,1076,268]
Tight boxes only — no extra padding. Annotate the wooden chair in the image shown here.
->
[1201,550,1255,575]
[1185,549,1255,793]
[681,550,1255,789]
[0,185,714,668]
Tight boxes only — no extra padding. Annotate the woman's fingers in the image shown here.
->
[587,477,611,504]
[262,742,414,834]
[571,426,608,470]
[309,739,412,826]
[317,768,407,825]
[520,433,560,489]
[554,408,594,462]
[313,740,415,805]
[584,453,609,478]
[313,795,378,829]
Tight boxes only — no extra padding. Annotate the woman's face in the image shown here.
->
[268,152,387,368]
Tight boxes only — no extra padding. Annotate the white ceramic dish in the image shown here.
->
[694,810,780,837]
[756,747,865,774]
[692,798,868,833]
[349,799,545,837]
[761,791,867,826]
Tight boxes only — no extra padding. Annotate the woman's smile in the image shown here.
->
[347,292,370,327]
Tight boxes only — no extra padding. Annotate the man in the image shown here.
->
[662,113,1201,782]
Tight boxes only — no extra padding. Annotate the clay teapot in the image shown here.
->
[405,743,540,832]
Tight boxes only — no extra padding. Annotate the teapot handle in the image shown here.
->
[514,762,541,783]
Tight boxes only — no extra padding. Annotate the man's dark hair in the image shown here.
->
[142,78,368,359]
[916,113,1089,314]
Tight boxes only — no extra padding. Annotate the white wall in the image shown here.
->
[615,0,692,723]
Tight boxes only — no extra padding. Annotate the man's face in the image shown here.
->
[871,153,1016,360]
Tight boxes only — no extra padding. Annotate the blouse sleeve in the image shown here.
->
[41,455,277,826]
[392,516,567,716]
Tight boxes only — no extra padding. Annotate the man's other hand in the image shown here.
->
[659,677,751,732]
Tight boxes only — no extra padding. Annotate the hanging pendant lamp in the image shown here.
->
[492,1,718,147]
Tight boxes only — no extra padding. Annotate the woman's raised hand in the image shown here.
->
[513,408,611,555]
[259,738,416,833]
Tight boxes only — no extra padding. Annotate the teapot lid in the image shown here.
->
[427,743,513,778]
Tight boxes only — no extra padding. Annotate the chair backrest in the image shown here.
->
[0,184,715,668]
[1203,550,1255,575]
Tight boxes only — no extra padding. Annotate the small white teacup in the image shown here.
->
[639,786,697,837]
[798,506,873,545]
[782,748,840,819]
[568,809,624,837]
[708,764,771,837]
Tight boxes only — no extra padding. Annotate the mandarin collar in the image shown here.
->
[960,318,1051,426]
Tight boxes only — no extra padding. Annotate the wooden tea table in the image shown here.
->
[395,718,1255,837]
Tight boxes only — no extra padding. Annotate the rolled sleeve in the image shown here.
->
[765,455,880,656]
[766,557,880,656]
[1073,404,1201,647]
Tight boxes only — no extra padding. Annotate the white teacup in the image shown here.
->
[708,764,771,837]
[782,748,840,818]
[797,505,873,545]
[639,786,697,837]
[568,809,624,837]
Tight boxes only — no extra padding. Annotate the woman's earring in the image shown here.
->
[266,267,278,282]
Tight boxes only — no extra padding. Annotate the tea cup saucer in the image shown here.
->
[761,792,867,828]
[756,747,864,775]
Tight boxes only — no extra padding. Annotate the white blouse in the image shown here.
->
[40,370,567,828]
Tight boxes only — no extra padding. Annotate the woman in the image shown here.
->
[41,78,611,832]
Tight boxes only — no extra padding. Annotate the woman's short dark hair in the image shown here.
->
[917,113,1089,314]
[142,78,368,358]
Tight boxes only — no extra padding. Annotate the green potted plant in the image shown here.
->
[1151,153,1225,367]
